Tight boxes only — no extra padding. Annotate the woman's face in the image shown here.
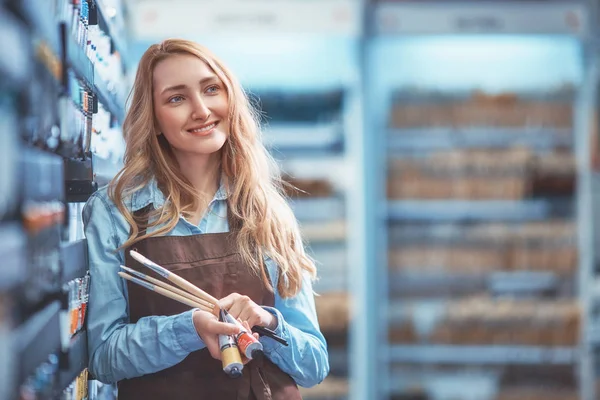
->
[152,54,229,163]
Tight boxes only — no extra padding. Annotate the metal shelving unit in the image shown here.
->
[0,0,129,397]
[364,1,595,399]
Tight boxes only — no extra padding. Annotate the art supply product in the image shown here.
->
[130,250,221,315]
[252,325,289,346]
[219,310,243,378]
[118,272,210,310]
[222,309,263,360]
[120,265,214,311]
[126,251,288,347]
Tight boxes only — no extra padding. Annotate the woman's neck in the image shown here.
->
[175,152,221,201]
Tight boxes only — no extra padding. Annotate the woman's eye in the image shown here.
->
[206,85,220,94]
[169,95,184,103]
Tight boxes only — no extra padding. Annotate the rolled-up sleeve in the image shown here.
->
[83,192,205,383]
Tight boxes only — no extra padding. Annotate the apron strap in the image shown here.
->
[249,358,273,400]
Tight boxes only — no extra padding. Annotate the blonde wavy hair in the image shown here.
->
[109,39,316,298]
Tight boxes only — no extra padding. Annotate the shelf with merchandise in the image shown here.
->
[60,239,89,285]
[93,0,129,67]
[253,89,346,155]
[94,68,125,124]
[387,127,573,152]
[387,345,577,365]
[8,0,62,57]
[290,197,346,222]
[64,30,125,124]
[65,30,94,91]
[15,300,62,387]
[387,270,571,298]
[363,24,587,399]
[0,223,28,294]
[0,9,32,90]
[54,330,88,397]
[386,199,572,222]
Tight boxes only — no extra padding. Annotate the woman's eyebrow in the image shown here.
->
[199,75,219,85]
[161,84,188,95]
[160,76,219,95]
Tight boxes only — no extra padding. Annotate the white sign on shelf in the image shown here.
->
[131,0,361,38]
[375,1,587,36]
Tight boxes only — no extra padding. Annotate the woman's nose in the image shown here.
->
[191,98,210,120]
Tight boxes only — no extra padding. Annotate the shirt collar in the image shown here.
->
[130,175,228,211]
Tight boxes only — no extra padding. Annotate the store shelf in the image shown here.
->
[302,220,346,243]
[55,331,88,396]
[65,33,94,90]
[386,199,571,222]
[290,197,345,221]
[16,300,62,385]
[60,239,88,285]
[94,69,125,124]
[263,122,343,152]
[0,223,27,293]
[389,271,564,297]
[388,127,573,152]
[94,0,128,62]
[387,345,577,365]
[65,27,124,122]
[10,0,61,55]
[0,10,31,89]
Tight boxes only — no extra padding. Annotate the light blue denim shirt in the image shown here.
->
[82,178,329,387]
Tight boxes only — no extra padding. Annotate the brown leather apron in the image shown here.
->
[117,204,302,400]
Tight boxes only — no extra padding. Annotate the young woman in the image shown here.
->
[83,39,329,400]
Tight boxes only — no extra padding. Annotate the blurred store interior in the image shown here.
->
[3,0,600,399]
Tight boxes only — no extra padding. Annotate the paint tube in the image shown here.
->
[222,309,263,359]
[219,310,243,378]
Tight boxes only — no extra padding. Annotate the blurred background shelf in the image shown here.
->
[9,0,61,55]
[386,199,572,222]
[0,10,31,89]
[387,345,577,365]
[60,239,88,285]
[263,122,344,152]
[65,32,94,89]
[94,68,125,124]
[0,223,27,293]
[54,331,88,396]
[94,0,129,63]
[290,197,346,221]
[388,271,570,298]
[388,127,573,152]
[15,300,61,386]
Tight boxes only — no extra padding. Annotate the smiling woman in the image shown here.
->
[82,39,329,400]
[152,54,230,214]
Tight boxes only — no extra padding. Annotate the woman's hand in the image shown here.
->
[192,309,239,360]
[219,293,278,330]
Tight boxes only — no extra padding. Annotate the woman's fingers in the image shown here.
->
[219,293,271,328]
[206,318,240,336]
[193,309,239,336]
[218,292,242,312]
